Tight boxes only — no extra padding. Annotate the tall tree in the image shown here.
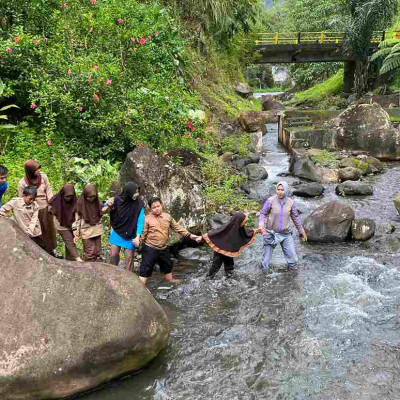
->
[345,0,398,98]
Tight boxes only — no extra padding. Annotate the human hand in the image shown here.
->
[73,235,79,244]
[300,231,308,242]
[0,212,6,217]
[106,197,115,207]
[190,234,203,243]
[133,237,140,248]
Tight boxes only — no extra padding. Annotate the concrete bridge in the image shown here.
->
[251,31,400,91]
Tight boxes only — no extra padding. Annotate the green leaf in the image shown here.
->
[0,104,19,112]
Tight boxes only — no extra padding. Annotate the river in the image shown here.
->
[81,119,400,399]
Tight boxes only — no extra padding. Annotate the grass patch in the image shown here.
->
[253,87,285,93]
[294,69,344,102]
[310,150,339,169]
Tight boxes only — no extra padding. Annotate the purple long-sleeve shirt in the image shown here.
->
[259,195,304,234]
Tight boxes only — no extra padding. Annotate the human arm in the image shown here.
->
[42,174,54,202]
[170,217,202,242]
[290,203,307,241]
[258,199,272,234]
[17,179,24,198]
[0,198,16,216]
[26,207,40,237]
[72,213,82,243]
[133,207,145,248]
[140,217,149,245]
[102,197,115,213]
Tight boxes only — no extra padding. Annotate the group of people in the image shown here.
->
[0,159,307,286]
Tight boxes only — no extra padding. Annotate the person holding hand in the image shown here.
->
[259,181,307,272]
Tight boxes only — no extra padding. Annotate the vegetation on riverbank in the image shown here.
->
[0,0,264,212]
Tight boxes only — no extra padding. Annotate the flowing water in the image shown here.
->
[83,122,400,400]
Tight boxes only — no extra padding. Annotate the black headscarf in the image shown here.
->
[203,212,256,257]
[49,184,77,228]
[110,181,144,240]
[76,184,103,226]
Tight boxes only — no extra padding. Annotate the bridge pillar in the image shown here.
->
[344,61,356,93]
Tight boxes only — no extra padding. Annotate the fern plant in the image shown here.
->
[371,39,400,74]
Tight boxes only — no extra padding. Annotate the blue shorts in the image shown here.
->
[109,228,135,250]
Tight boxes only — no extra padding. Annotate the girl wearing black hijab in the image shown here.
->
[49,184,81,261]
[104,182,145,271]
[203,212,258,279]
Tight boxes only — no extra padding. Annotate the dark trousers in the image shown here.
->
[31,236,48,252]
[208,252,234,278]
[38,207,57,255]
[58,229,79,261]
[82,236,102,262]
[139,245,173,277]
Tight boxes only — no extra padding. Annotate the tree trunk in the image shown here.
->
[344,61,356,93]
[354,58,370,99]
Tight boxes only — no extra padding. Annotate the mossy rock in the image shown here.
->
[338,158,371,175]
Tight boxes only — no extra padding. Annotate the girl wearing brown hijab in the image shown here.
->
[74,184,104,262]
[49,184,82,262]
[18,159,57,255]
[203,212,258,279]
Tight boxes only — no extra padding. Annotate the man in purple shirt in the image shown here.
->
[258,181,307,271]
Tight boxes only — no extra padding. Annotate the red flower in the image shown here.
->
[186,122,195,132]
[88,76,92,83]
[33,40,39,45]
[91,0,96,4]
[43,37,49,42]
[139,38,146,45]
[67,69,72,75]
[30,103,37,109]
[106,78,112,86]
[14,36,20,43]
[78,106,83,112]
[6,47,12,54]
[47,140,53,146]
[117,18,123,24]
[93,65,98,70]
[93,93,99,101]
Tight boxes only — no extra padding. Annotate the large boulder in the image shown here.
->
[206,213,231,230]
[338,166,362,181]
[332,103,400,160]
[244,164,268,180]
[234,82,252,99]
[394,193,400,215]
[303,201,355,242]
[238,111,268,132]
[120,145,205,225]
[289,155,322,182]
[351,218,376,241]
[250,131,263,153]
[335,181,373,196]
[292,182,324,197]
[338,158,371,175]
[261,96,284,111]
[0,218,169,400]
[231,153,260,169]
[362,222,400,252]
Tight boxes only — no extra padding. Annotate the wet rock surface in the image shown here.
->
[0,219,169,400]
[244,164,268,181]
[336,181,373,196]
[292,182,324,197]
[351,218,376,241]
[234,82,252,99]
[303,201,355,242]
[338,166,362,181]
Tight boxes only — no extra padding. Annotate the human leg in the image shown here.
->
[83,238,98,262]
[139,245,158,286]
[124,249,134,272]
[58,229,79,261]
[31,236,48,252]
[207,252,224,279]
[109,245,121,266]
[281,233,298,270]
[93,236,102,261]
[38,207,57,255]
[157,248,180,284]
[222,255,235,277]
[261,235,275,271]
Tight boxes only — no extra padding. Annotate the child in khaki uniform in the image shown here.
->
[0,186,45,249]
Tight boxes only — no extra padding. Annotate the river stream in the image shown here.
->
[82,114,400,400]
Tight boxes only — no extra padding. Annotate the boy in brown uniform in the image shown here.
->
[0,186,45,249]
[139,197,202,286]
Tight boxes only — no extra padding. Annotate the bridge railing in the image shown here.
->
[250,31,400,45]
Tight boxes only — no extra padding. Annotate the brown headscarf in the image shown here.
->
[203,212,256,257]
[24,159,42,187]
[76,184,103,226]
[49,184,77,228]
